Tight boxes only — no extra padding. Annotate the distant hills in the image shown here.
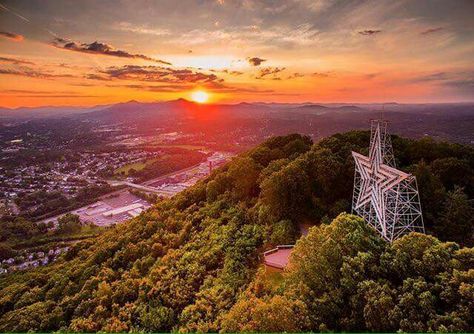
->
[0,104,109,120]
[1,100,474,144]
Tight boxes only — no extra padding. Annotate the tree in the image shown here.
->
[227,157,260,200]
[260,159,311,221]
[411,160,446,231]
[0,243,15,260]
[138,305,175,332]
[56,213,82,234]
[206,173,231,201]
[286,213,385,330]
[431,157,474,195]
[282,215,473,332]
[269,219,297,245]
[221,294,309,332]
[435,187,474,246]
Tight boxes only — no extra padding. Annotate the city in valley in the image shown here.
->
[0,111,234,273]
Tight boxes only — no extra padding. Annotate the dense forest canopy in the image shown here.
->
[0,131,473,332]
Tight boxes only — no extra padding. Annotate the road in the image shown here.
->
[38,152,233,226]
[107,160,206,194]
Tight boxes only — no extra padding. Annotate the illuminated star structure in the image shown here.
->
[352,120,424,242]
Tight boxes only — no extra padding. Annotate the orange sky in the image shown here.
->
[0,0,473,108]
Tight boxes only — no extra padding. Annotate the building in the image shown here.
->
[263,245,294,271]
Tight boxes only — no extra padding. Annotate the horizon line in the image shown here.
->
[2,98,474,110]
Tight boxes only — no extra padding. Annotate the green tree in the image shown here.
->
[287,213,385,330]
[0,243,15,260]
[56,213,82,234]
[138,305,175,332]
[221,294,310,332]
[411,160,446,230]
[227,157,261,200]
[269,219,297,245]
[260,159,311,221]
[431,157,474,194]
[435,187,474,246]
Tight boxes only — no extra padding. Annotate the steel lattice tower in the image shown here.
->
[352,120,424,242]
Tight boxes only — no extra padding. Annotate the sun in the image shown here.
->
[190,90,209,103]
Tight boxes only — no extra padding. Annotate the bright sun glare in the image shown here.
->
[190,90,209,103]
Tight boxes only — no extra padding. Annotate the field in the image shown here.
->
[114,150,208,182]
[114,157,161,176]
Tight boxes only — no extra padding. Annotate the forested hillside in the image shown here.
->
[0,132,473,332]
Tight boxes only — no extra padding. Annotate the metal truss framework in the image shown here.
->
[352,120,424,242]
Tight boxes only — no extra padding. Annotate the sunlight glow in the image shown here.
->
[190,90,209,103]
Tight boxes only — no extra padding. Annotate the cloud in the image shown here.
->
[0,56,33,65]
[402,70,474,94]
[2,89,73,94]
[409,72,449,83]
[256,66,286,79]
[0,89,97,98]
[364,72,380,80]
[85,73,109,81]
[287,72,305,79]
[312,72,329,78]
[420,27,444,35]
[0,66,74,79]
[52,38,171,65]
[227,70,244,76]
[1,94,98,98]
[116,22,171,36]
[88,65,223,85]
[69,82,97,87]
[358,29,382,36]
[248,57,266,66]
[0,31,24,41]
[3,89,60,94]
[106,81,275,95]
[176,23,319,48]
[199,81,277,94]
[106,83,191,92]
[446,78,474,89]
[209,68,244,76]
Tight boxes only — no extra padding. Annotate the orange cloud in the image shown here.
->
[51,38,171,65]
[256,67,286,79]
[248,57,266,66]
[0,31,23,42]
[358,29,382,36]
[0,66,74,79]
[420,27,444,35]
[93,65,223,84]
[0,57,33,65]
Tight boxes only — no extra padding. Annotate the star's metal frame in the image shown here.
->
[352,120,424,242]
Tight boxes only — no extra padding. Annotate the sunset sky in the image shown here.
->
[0,0,473,107]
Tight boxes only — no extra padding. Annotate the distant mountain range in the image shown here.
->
[1,100,474,144]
